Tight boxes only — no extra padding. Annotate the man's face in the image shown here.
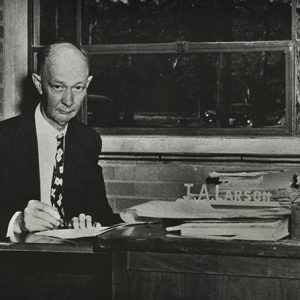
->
[32,48,92,130]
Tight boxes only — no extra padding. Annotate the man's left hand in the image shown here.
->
[70,213,101,229]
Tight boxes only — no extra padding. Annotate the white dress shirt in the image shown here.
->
[6,104,68,236]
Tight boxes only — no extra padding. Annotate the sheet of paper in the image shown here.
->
[34,222,147,239]
[34,228,109,239]
[124,199,215,219]
[123,199,290,220]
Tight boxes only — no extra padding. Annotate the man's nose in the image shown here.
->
[61,89,74,107]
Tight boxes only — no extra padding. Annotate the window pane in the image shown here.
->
[81,0,291,45]
[39,0,77,45]
[87,52,285,129]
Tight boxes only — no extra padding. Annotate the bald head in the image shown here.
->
[32,42,93,130]
[38,42,90,76]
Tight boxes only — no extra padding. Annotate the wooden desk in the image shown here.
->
[98,223,300,300]
[0,234,111,300]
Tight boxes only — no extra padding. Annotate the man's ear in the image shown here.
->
[86,76,93,89]
[32,73,43,95]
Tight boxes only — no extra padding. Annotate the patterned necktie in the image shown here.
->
[50,133,66,225]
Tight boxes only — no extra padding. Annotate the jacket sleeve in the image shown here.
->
[83,133,122,226]
[0,127,20,238]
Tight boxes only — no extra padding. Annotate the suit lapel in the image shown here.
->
[64,120,88,212]
[14,113,40,202]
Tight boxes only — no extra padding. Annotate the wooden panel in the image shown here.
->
[129,271,185,300]
[3,0,28,119]
[82,41,291,55]
[128,271,300,300]
[0,252,112,300]
[112,251,129,300]
[285,44,296,134]
[217,276,300,300]
[32,0,40,46]
[96,126,286,136]
[0,251,109,274]
[100,152,300,164]
[292,0,298,41]
[128,251,300,279]
[76,0,81,46]
[98,224,300,258]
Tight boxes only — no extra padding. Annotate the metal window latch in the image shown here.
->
[291,174,300,189]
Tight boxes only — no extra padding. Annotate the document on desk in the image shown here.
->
[123,199,214,219]
[34,225,123,239]
[123,199,290,220]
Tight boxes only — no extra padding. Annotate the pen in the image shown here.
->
[57,207,69,229]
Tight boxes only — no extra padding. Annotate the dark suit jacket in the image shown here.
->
[0,111,121,237]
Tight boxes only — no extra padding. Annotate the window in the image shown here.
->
[30,0,298,135]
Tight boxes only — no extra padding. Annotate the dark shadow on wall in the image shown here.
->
[19,75,40,114]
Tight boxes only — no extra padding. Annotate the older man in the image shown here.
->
[0,42,121,238]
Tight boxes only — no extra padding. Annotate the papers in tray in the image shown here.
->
[206,170,300,205]
[122,199,290,241]
[122,199,290,220]
[166,218,289,241]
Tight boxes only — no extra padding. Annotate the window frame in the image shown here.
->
[28,0,300,154]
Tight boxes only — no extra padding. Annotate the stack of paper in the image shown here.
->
[205,170,300,207]
[165,218,289,241]
[120,169,299,241]
[121,199,290,241]
[122,199,290,220]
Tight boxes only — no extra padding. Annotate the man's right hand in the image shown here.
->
[15,200,61,233]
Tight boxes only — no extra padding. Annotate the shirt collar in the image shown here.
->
[35,103,68,138]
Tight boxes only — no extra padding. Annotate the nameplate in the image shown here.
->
[183,183,281,207]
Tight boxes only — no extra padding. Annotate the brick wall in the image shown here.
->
[101,159,300,213]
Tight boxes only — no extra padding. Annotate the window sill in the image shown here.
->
[99,134,300,156]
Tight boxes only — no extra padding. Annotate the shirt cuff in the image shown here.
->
[6,211,22,238]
